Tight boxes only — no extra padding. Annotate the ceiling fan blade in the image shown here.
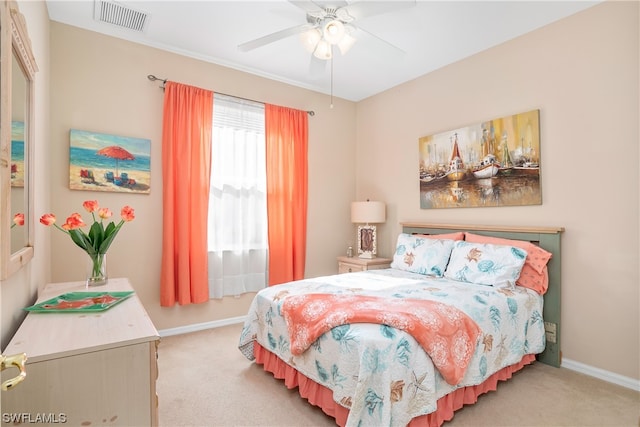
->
[238,24,314,52]
[316,0,349,8]
[342,0,416,21]
[287,0,324,14]
[289,0,351,15]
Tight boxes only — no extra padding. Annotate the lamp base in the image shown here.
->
[357,225,378,259]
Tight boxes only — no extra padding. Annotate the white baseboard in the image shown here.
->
[159,320,639,393]
[158,316,246,338]
[562,358,640,392]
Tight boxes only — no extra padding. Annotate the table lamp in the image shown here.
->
[351,200,386,258]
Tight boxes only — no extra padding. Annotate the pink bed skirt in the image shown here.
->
[253,343,536,426]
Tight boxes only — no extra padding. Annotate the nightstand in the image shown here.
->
[337,256,392,274]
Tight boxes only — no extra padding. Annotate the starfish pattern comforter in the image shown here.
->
[238,269,545,427]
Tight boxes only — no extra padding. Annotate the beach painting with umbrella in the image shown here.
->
[69,129,151,194]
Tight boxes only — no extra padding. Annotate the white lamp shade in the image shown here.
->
[337,33,356,55]
[351,201,386,224]
[323,19,345,44]
[300,28,321,53]
[313,39,332,59]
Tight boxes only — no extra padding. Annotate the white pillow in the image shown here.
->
[444,241,528,287]
[390,233,455,277]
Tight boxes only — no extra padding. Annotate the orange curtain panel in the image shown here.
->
[265,104,309,286]
[160,82,213,306]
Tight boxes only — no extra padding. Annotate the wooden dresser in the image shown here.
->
[1,278,160,426]
[337,256,392,274]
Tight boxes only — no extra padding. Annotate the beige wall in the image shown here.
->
[46,22,357,332]
[1,0,637,385]
[356,1,639,380]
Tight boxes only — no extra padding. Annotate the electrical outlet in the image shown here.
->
[544,321,557,343]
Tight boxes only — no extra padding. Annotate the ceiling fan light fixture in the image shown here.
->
[313,39,332,60]
[337,33,356,55]
[323,19,345,44]
[300,28,321,53]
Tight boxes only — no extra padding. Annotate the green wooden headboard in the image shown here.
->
[401,222,565,368]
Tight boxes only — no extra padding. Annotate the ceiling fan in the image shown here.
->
[238,1,416,61]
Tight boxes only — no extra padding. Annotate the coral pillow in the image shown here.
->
[464,232,552,294]
[517,264,549,295]
[415,232,464,241]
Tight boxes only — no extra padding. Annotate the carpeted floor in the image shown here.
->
[157,323,639,427]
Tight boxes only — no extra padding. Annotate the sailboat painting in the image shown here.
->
[418,109,541,209]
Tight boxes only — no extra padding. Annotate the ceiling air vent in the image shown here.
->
[94,0,149,32]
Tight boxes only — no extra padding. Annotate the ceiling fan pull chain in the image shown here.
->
[330,53,334,109]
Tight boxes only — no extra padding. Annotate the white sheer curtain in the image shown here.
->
[208,94,268,298]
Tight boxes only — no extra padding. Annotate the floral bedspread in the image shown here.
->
[238,269,545,427]
[282,293,481,385]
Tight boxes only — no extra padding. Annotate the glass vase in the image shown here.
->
[86,253,108,287]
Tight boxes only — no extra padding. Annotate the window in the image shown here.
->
[160,82,308,305]
[207,94,268,298]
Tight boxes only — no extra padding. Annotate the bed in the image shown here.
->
[238,223,564,426]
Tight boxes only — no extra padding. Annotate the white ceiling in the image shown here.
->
[45,0,601,102]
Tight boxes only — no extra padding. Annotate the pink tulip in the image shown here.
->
[12,213,24,227]
[98,208,112,219]
[62,213,86,230]
[83,200,99,213]
[40,213,56,226]
[121,206,135,222]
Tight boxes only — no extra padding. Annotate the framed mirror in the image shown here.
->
[1,1,37,279]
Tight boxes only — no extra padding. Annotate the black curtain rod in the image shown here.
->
[147,74,315,116]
